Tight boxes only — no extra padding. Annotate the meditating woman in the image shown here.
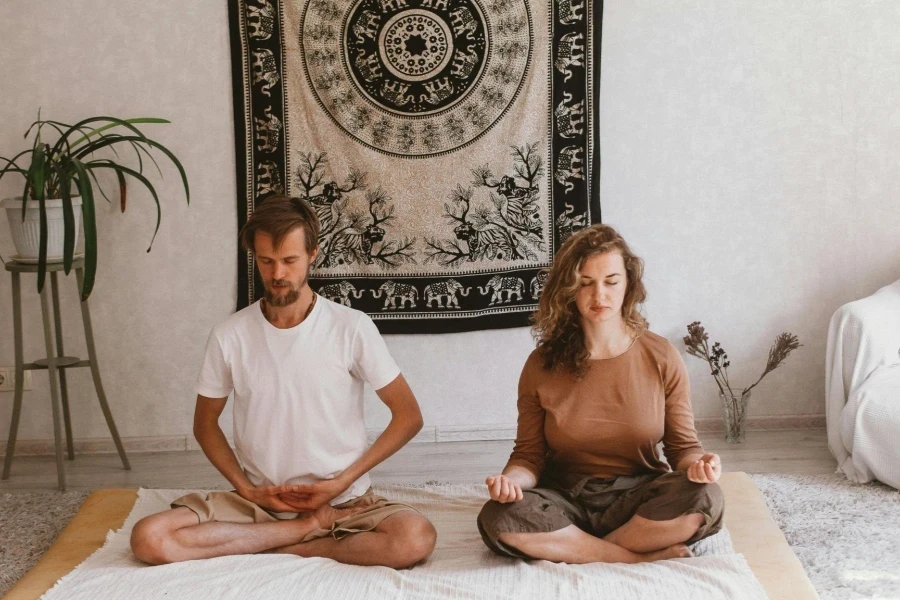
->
[478,224,724,563]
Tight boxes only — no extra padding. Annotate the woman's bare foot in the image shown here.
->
[644,543,693,562]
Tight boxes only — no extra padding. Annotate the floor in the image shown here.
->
[0,429,835,492]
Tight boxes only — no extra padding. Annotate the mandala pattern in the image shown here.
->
[301,0,532,156]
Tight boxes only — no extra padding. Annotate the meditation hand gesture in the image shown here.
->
[238,484,310,513]
[686,453,721,484]
[486,474,524,503]
[279,477,348,511]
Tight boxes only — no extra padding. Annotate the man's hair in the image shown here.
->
[239,195,320,254]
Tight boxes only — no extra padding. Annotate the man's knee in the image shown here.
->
[385,513,437,568]
[131,516,173,565]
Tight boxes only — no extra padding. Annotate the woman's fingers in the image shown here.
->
[484,476,522,503]
[490,476,503,500]
[500,482,522,503]
[699,461,711,482]
[689,461,706,483]
[704,462,716,482]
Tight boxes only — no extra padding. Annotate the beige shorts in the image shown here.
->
[172,488,419,544]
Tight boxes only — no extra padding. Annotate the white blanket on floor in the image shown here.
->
[825,278,900,485]
[40,485,768,600]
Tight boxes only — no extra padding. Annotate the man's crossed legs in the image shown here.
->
[131,489,436,569]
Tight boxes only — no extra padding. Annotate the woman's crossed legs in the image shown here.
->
[479,471,724,564]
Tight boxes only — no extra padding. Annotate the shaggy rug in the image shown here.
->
[0,491,90,595]
[750,474,900,600]
[1,475,898,599]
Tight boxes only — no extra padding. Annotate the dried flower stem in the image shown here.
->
[744,332,802,395]
[683,322,801,403]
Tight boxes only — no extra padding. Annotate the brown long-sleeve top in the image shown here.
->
[505,331,705,481]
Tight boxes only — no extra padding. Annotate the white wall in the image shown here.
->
[1,0,898,446]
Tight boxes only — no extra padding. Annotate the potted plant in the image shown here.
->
[683,321,801,443]
[0,115,189,299]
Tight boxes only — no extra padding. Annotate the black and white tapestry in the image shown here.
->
[229,0,602,333]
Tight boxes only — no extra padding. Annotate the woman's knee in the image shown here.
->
[478,499,528,556]
[477,497,535,538]
[672,478,725,541]
[669,472,725,510]
[691,480,725,525]
[477,492,574,558]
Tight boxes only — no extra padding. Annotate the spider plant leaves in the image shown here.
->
[86,161,161,250]
[75,136,189,204]
[22,144,49,221]
[71,159,97,300]
[52,116,154,156]
[130,140,164,179]
[0,149,35,183]
[36,195,48,292]
[117,169,127,213]
[4,115,188,299]
[59,176,76,274]
[67,117,168,149]
[86,168,113,204]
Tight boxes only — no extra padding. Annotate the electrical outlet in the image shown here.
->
[0,368,33,392]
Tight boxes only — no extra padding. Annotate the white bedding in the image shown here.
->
[826,278,900,487]
[839,364,900,488]
[39,484,768,600]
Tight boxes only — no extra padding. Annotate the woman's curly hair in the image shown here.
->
[532,224,648,375]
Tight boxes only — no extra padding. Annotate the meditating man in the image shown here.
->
[478,224,724,563]
[131,195,436,568]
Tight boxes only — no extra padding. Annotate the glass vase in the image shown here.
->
[719,388,750,443]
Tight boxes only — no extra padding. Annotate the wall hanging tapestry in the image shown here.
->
[229,0,602,333]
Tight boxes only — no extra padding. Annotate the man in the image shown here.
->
[131,195,436,568]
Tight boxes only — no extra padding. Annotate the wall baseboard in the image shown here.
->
[695,414,825,433]
[1,415,825,457]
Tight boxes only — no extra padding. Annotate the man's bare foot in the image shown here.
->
[311,502,369,530]
[644,543,693,562]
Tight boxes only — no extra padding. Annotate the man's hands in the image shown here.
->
[686,453,722,484]
[485,474,524,503]
[238,477,350,513]
[238,484,310,513]
[278,478,349,512]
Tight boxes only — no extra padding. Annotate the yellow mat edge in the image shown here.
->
[720,472,820,600]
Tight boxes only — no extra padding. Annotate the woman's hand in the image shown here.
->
[485,474,524,503]
[686,453,721,484]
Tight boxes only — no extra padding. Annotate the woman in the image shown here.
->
[477,224,724,564]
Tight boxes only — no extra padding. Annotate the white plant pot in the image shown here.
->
[2,196,84,263]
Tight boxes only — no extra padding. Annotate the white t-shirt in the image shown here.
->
[196,295,400,505]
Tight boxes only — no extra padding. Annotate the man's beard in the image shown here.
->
[262,273,307,307]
